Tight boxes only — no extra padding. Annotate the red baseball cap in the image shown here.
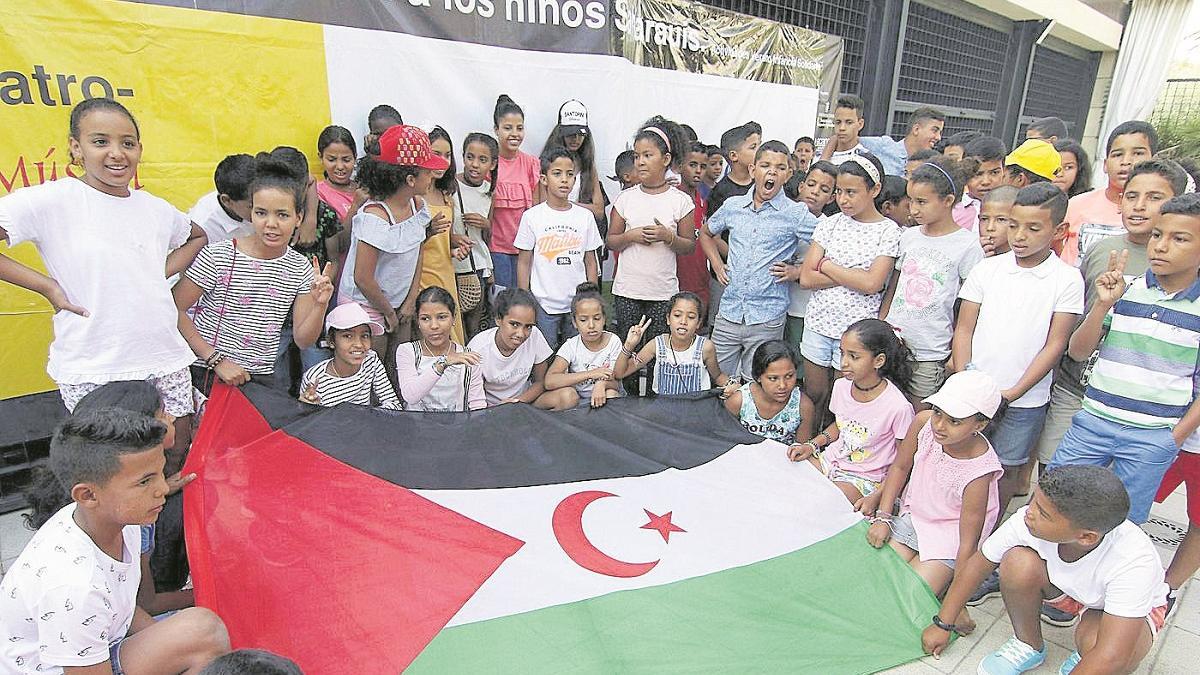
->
[377,125,450,171]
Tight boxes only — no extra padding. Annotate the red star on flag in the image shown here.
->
[640,509,686,543]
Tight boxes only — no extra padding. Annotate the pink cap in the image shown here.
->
[377,124,450,171]
[326,302,384,336]
[923,370,1002,419]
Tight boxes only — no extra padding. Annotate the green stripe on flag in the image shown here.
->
[408,522,941,674]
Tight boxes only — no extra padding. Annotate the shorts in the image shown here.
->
[800,326,842,368]
[784,316,805,351]
[984,403,1049,467]
[889,512,954,569]
[59,366,195,418]
[1034,382,1083,465]
[1155,451,1200,524]
[109,638,126,675]
[817,453,880,497]
[907,359,947,400]
[1050,410,1180,524]
[1045,594,1167,638]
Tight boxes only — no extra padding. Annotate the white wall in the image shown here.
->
[323,25,819,201]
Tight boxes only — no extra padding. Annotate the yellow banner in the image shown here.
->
[0,0,331,399]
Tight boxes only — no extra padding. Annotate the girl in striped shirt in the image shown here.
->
[299,302,401,409]
[175,159,334,390]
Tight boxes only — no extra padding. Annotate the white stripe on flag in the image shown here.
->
[417,440,862,627]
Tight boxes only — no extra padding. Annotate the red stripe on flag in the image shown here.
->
[184,386,523,673]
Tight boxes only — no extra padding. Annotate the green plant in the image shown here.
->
[1153,116,1200,162]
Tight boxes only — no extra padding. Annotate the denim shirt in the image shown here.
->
[858,135,907,175]
[708,190,818,325]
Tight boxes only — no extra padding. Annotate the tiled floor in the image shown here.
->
[2,490,1196,674]
[881,486,1200,675]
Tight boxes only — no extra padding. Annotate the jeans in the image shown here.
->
[536,307,578,351]
[491,253,519,290]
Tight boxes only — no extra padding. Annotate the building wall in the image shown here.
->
[699,0,1123,156]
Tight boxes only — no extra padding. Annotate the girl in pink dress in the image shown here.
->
[862,370,1004,632]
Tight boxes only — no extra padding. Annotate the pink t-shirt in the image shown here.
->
[901,420,1002,561]
[491,151,540,254]
[317,180,355,222]
[611,185,695,301]
[825,378,915,482]
[952,197,978,232]
[1061,188,1121,267]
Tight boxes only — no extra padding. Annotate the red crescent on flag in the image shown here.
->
[551,490,659,578]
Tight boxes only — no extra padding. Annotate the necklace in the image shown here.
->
[853,378,885,392]
[328,360,348,378]
[421,339,452,358]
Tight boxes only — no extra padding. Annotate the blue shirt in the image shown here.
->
[858,136,907,175]
[708,190,819,324]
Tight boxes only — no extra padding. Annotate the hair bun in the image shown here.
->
[254,157,297,182]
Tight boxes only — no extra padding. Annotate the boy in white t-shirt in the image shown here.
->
[186,153,257,245]
[923,466,1168,675]
[952,183,1083,515]
[515,147,601,349]
[819,95,868,166]
[0,408,230,674]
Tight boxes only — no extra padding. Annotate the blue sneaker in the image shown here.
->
[1059,651,1081,674]
[977,636,1046,675]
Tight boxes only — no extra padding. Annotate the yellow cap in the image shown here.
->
[1004,139,1062,180]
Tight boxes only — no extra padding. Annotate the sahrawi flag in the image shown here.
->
[184,383,940,674]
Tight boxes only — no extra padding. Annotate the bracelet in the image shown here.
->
[872,512,893,523]
[932,614,958,634]
[816,431,832,447]
[205,350,225,368]
[817,257,828,273]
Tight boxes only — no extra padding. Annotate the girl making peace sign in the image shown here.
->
[174,158,335,391]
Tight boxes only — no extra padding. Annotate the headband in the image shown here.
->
[642,126,671,154]
[843,153,880,185]
[922,162,957,196]
[1186,172,1197,195]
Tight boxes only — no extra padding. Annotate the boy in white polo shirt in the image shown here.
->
[952,182,1083,515]
[923,466,1168,675]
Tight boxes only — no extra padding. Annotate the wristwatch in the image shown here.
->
[433,356,448,375]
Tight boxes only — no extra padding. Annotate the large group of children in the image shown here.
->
[1,90,1200,675]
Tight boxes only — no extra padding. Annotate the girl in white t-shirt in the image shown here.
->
[539,283,623,410]
[605,117,696,394]
[467,288,554,406]
[455,133,498,340]
[799,152,901,422]
[396,286,486,411]
[0,99,208,425]
[175,159,335,390]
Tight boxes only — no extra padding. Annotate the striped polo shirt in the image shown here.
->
[1083,270,1200,429]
